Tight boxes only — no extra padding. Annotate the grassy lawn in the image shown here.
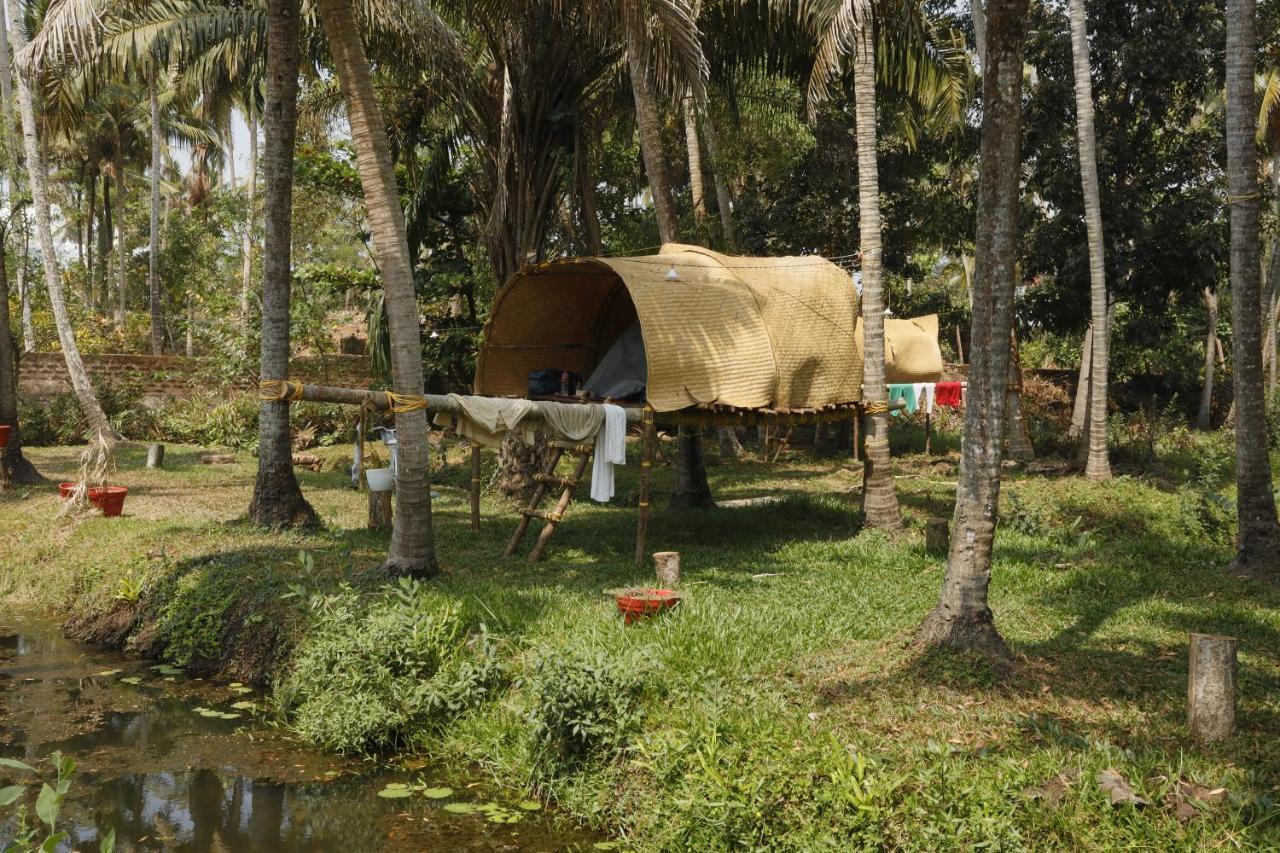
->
[2,434,1279,849]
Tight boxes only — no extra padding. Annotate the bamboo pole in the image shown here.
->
[470,445,481,532]
[634,408,656,567]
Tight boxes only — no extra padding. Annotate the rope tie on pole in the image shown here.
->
[259,379,305,402]
[385,391,428,413]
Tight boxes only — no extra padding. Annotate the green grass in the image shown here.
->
[2,433,1279,849]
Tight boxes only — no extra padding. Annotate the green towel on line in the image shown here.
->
[887,384,918,415]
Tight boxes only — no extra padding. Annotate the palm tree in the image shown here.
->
[803,0,970,530]
[915,0,1029,654]
[5,0,114,438]
[1224,0,1280,577]
[1257,68,1280,393]
[247,0,316,528]
[0,200,42,484]
[316,0,438,575]
[1067,0,1109,479]
[850,0,903,530]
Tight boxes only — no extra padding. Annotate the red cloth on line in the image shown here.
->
[935,382,963,408]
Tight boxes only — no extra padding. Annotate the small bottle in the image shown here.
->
[559,369,570,396]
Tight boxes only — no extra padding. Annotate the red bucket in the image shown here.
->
[616,589,680,625]
[59,482,78,499]
[88,486,128,517]
[0,424,11,449]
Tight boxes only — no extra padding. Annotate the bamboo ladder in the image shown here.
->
[504,440,596,563]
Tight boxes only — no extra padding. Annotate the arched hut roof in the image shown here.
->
[475,244,863,413]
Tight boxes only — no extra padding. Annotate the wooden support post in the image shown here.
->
[635,409,656,568]
[924,410,932,455]
[852,409,862,461]
[368,490,393,531]
[470,446,481,532]
[925,517,949,554]
[146,443,165,469]
[654,551,680,587]
[1188,633,1237,743]
[529,449,592,563]
[356,407,367,491]
[505,447,564,556]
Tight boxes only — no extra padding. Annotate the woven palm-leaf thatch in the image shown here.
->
[475,244,863,413]
[855,314,945,384]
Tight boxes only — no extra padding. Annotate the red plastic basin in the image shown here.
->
[0,424,11,449]
[88,486,128,517]
[59,482,78,499]
[616,588,680,625]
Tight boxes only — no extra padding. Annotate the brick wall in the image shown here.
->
[17,353,374,404]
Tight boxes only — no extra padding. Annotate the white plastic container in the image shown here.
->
[366,467,395,492]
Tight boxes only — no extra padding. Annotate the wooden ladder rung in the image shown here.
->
[520,509,563,522]
[533,473,578,489]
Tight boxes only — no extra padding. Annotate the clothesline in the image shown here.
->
[887,381,967,416]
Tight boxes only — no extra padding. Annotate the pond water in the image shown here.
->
[0,615,602,851]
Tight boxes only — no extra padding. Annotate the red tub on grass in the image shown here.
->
[615,589,680,625]
[88,486,129,517]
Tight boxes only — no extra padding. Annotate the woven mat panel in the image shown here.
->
[855,313,944,384]
[476,268,617,395]
[606,251,777,411]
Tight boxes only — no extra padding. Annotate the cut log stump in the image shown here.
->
[654,551,681,587]
[368,490,393,531]
[146,443,165,469]
[925,517,950,554]
[1188,633,1237,743]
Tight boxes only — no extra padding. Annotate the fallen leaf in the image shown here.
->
[1021,769,1077,810]
[1096,769,1150,807]
[1177,780,1227,805]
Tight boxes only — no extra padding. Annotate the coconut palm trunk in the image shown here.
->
[1225,0,1280,576]
[915,0,1029,653]
[247,0,317,529]
[1264,153,1280,395]
[851,0,903,531]
[1068,0,1109,479]
[701,108,738,251]
[0,218,41,484]
[5,0,113,438]
[683,89,706,219]
[316,0,439,575]
[18,225,33,352]
[1197,287,1218,429]
[148,67,164,355]
[113,151,127,328]
[623,12,712,509]
[241,115,257,327]
[0,0,14,163]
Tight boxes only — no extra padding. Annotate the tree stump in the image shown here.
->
[368,490,393,531]
[146,443,165,469]
[654,551,681,587]
[925,517,950,554]
[1188,633,1237,743]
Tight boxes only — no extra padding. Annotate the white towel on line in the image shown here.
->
[590,404,628,502]
[913,382,936,415]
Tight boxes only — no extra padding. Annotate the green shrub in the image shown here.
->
[527,649,644,776]
[279,578,499,753]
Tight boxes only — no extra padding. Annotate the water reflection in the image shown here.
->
[0,617,595,852]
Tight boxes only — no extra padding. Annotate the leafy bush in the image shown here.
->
[527,649,644,776]
[279,578,500,753]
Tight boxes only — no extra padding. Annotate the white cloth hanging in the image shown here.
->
[913,382,937,415]
[590,404,628,502]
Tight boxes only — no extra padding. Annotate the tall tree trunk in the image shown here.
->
[1225,0,1280,576]
[1069,323,1091,438]
[683,89,706,220]
[972,0,987,69]
[247,0,317,529]
[1004,331,1035,460]
[575,122,603,256]
[623,14,712,509]
[1197,287,1218,429]
[241,115,258,327]
[853,0,903,531]
[0,229,41,483]
[701,106,738,251]
[17,223,32,352]
[1068,0,1110,479]
[1263,153,1280,396]
[113,152,126,328]
[916,0,1028,654]
[624,20,680,246]
[5,0,113,438]
[148,68,164,355]
[0,0,13,164]
[317,0,438,575]
[97,172,110,311]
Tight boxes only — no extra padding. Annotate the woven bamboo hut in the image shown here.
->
[476,244,864,419]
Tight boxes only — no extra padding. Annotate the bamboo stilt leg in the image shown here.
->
[505,447,564,556]
[529,450,592,563]
[924,410,932,456]
[635,409,655,567]
[470,446,481,532]
[852,410,862,461]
